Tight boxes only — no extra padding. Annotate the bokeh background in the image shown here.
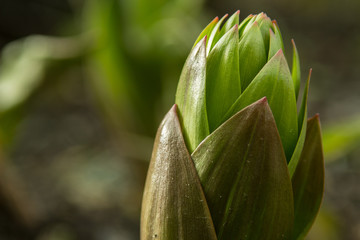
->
[0,0,359,239]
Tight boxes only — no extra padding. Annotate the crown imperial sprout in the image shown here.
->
[141,11,324,240]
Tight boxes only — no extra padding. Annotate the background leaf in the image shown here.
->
[322,115,360,162]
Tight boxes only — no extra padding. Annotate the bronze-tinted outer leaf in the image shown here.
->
[192,98,294,240]
[292,115,324,240]
[175,37,209,153]
[141,105,217,240]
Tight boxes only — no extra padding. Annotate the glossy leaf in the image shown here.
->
[175,37,209,152]
[192,98,294,240]
[291,39,301,99]
[206,25,241,132]
[193,17,219,48]
[141,105,217,240]
[238,21,267,91]
[225,50,298,160]
[288,70,311,177]
[207,14,228,55]
[292,115,324,240]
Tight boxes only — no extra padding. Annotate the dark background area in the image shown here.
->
[0,0,359,239]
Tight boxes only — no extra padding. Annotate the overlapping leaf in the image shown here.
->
[141,105,217,240]
[213,11,240,47]
[268,29,283,60]
[288,70,311,177]
[175,37,209,152]
[238,21,267,91]
[193,17,219,48]
[254,13,273,51]
[292,115,324,240]
[192,98,294,240]
[291,40,301,99]
[206,14,228,55]
[206,25,241,132]
[224,50,298,161]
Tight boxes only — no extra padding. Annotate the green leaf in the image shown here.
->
[213,11,240,46]
[192,98,294,240]
[238,21,267,91]
[207,14,228,55]
[141,105,217,240]
[238,14,255,37]
[206,25,241,132]
[292,115,324,240]
[288,70,311,177]
[268,29,283,61]
[225,50,298,161]
[175,37,209,153]
[291,39,301,99]
[193,17,219,48]
[272,20,284,53]
[254,13,273,51]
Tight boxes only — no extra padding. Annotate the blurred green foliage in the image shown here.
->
[83,0,204,136]
[0,35,87,148]
[322,115,360,162]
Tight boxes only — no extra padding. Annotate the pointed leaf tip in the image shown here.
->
[238,20,267,91]
[291,39,301,99]
[192,98,294,240]
[206,22,241,132]
[141,105,217,240]
[175,36,209,153]
[268,29,283,60]
[228,46,298,161]
[206,14,229,55]
[289,68,311,177]
[193,17,219,48]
